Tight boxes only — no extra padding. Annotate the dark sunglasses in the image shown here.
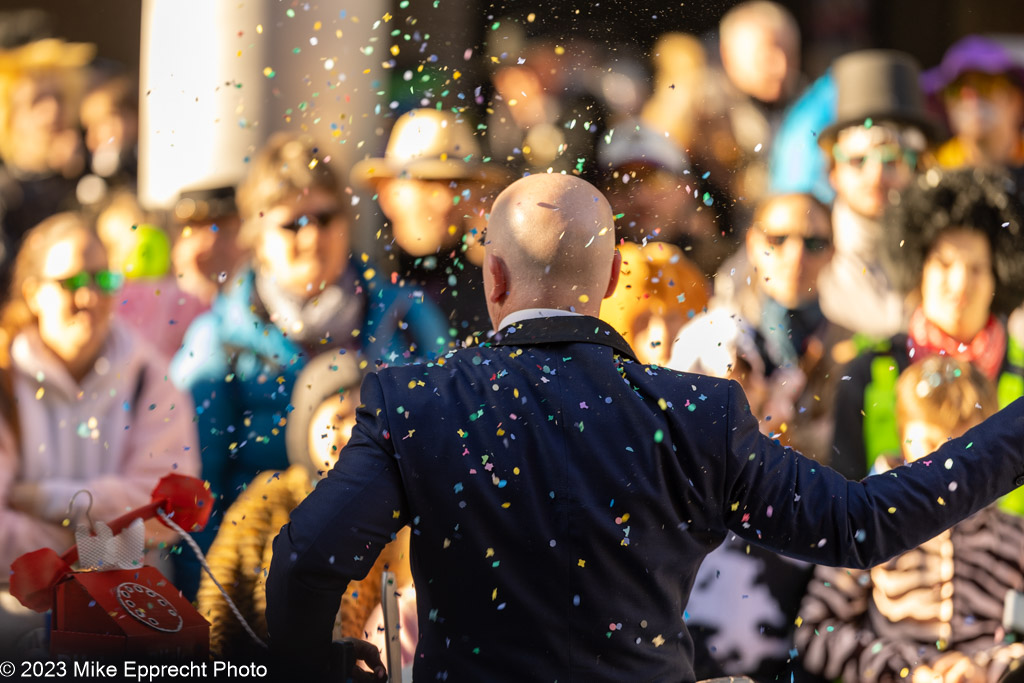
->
[279,211,340,232]
[57,270,124,293]
[762,233,832,253]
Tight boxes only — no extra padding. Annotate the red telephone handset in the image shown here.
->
[9,473,213,612]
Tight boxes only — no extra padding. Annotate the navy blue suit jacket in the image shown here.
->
[267,315,1024,682]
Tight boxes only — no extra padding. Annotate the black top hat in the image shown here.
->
[819,49,942,150]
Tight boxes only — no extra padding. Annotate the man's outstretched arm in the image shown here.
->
[722,380,1024,568]
[266,373,407,672]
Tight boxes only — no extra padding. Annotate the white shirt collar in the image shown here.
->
[497,308,583,330]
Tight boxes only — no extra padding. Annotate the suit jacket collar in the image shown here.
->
[493,315,637,361]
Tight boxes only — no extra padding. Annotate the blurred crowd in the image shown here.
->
[3,2,1024,681]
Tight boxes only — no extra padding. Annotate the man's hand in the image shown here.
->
[335,638,387,682]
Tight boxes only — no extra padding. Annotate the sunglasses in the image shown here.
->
[278,211,340,232]
[761,233,832,253]
[832,144,918,170]
[56,270,124,293]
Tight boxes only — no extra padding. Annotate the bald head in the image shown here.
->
[484,174,620,328]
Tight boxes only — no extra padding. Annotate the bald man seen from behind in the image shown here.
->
[267,174,1024,682]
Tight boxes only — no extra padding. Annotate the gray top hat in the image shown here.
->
[819,49,942,150]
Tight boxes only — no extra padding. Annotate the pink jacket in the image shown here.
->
[115,276,209,360]
[0,323,200,576]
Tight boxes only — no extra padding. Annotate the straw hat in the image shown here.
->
[350,109,506,185]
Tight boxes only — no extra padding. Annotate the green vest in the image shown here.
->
[860,335,1024,516]
[998,335,1024,516]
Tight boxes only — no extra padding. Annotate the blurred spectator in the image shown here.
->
[831,167,1024,481]
[0,211,198,636]
[486,37,609,183]
[169,132,447,598]
[352,109,505,338]
[76,65,139,206]
[706,192,843,460]
[923,35,1024,170]
[0,38,94,286]
[672,194,842,682]
[197,352,411,660]
[641,33,709,155]
[597,121,727,277]
[599,240,710,366]
[170,184,246,306]
[587,50,649,126]
[719,2,802,107]
[799,355,1024,682]
[95,189,206,359]
[697,1,804,226]
[815,49,939,340]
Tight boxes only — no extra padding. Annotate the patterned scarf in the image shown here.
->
[907,307,1006,380]
[758,296,826,371]
[254,266,364,350]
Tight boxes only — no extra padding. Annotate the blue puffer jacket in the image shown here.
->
[170,260,450,510]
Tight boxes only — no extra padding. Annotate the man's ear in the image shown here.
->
[485,253,509,303]
[603,250,622,300]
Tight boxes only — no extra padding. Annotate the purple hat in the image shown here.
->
[921,35,1024,94]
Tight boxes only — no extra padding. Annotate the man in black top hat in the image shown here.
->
[816,50,941,340]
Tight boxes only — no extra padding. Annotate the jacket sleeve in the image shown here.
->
[722,380,1024,570]
[26,360,200,544]
[266,372,407,668]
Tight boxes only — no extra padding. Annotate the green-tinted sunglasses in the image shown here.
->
[58,270,124,294]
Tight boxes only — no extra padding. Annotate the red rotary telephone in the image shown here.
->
[8,474,214,659]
